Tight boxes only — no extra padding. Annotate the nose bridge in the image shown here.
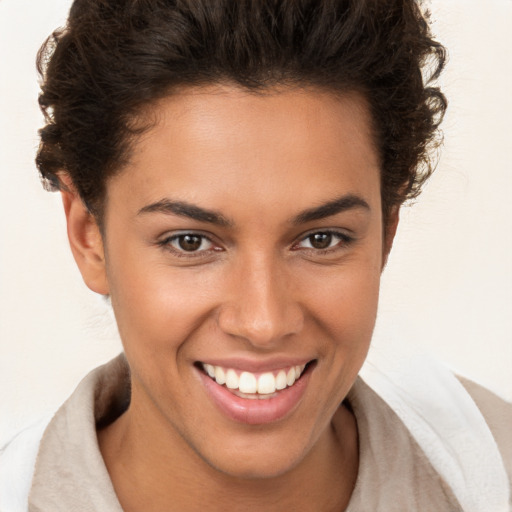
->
[218,250,303,346]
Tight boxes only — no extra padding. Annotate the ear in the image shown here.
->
[382,206,400,269]
[59,173,109,295]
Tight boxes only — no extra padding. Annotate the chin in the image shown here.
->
[202,445,306,481]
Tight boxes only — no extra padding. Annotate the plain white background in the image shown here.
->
[1,0,511,445]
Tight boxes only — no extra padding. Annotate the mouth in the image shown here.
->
[199,361,312,398]
[195,360,316,424]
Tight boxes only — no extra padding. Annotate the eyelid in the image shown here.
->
[292,229,354,251]
[157,230,223,257]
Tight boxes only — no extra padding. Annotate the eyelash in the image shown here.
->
[292,230,354,254]
[157,232,220,258]
[157,229,354,258]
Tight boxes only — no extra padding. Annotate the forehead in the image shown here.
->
[107,85,381,221]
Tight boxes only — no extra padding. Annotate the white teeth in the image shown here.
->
[257,372,276,394]
[226,369,239,389]
[214,366,226,385]
[275,370,287,390]
[286,367,296,386]
[203,363,308,395]
[239,372,257,394]
[204,364,215,378]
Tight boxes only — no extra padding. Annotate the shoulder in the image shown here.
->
[458,377,512,482]
[0,356,128,512]
[0,416,51,512]
[359,354,511,511]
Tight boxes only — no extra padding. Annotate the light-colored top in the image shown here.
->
[1,354,510,511]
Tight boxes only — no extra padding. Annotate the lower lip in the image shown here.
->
[198,368,312,425]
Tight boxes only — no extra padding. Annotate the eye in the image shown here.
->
[294,230,352,251]
[159,232,217,254]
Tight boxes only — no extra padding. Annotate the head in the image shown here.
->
[36,0,446,480]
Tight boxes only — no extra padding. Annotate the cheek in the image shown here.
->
[299,252,382,390]
[303,255,382,337]
[107,262,223,414]
[109,260,221,353]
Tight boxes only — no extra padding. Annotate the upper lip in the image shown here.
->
[196,357,315,373]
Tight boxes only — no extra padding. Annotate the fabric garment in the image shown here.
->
[0,354,510,512]
[360,354,511,511]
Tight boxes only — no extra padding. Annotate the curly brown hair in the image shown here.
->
[36,0,446,226]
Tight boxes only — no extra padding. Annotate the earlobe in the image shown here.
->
[382,207,400,269]
[59,173,109,295]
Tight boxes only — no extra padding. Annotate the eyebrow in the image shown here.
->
[138,199,232,227]
[292,194,370,224]
[137,193,370,227]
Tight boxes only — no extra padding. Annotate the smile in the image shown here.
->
[201,363,308,397]
[197,360,314,424]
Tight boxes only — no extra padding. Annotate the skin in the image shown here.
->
[62,85,398,511]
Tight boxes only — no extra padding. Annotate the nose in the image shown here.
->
[217,253,304,348]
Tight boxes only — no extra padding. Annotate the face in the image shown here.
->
[86,85,387,478]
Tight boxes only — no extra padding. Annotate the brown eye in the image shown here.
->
[163,233,215,254]
[178,234,203,251]
[308,233,332,249]
[294,230,353,253]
